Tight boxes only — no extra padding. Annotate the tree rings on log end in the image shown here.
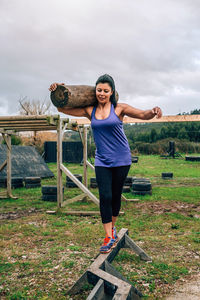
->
[50,84,119,108]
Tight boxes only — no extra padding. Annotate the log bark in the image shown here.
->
[50,84,119,108]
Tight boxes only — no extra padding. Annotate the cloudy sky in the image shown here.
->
[0,0,200,117]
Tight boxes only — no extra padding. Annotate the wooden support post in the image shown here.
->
[6,134,12,198]
[83,126,88,188]
[57,117,63,208]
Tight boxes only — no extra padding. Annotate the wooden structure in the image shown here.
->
[68,228,151,299]
[72,114,200,125]
[1,113,200,207]
[0,115,100,211]
[0,115,76,200]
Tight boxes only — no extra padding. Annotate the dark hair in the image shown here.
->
[95,74,117,107]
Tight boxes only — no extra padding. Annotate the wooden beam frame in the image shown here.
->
[72,114,200,125]
[68,228,151,299]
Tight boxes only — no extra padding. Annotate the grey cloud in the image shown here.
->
[0,0,200,116]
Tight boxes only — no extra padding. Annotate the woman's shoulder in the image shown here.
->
[85,105,94,119]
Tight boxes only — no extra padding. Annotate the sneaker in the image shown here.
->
[99,236,115,254]
[112,226,118,242]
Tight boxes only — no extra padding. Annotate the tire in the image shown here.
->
[162,172,173,178]
[42,194,57,202]
[132,182,152,191]
[12,177,23,184]
[132,178,150,183]
[12,183,24,189]
[25,183,41,189]
[24,177,41,184]
[185,156,200,162]
[124,176,133,184]
[123,186,131,193]
[132,190,152,195]
[11,177,23,189]
[90,183,98,188]
[66,174,82,183]
[90,177,97,183]
[42,185,64,195]
[66,182,78,188]
[132,156,139,163]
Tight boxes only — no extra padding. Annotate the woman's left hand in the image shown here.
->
[152,106,162,118]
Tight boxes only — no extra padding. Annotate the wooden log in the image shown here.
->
[50,84,119,108]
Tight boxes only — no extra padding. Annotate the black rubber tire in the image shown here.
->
[11,177,23,184]
[42,194,57,202]
[132,182,152,191]
[66,174,82,183]
[132,178,150,183]
[185,156,200,162]
[24,177,41,184]
[132,156,139,163]
[42,186,64,195]
[162,172,173,178]
[66,182,78,188]
[124,176,133,184]
[90,183,98,188]
[25,183,41,189]
[123,186,131,193]
[12,183,24,189]
[132,190,152,195]
[90,177,97,183]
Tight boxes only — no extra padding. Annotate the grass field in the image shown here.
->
[0,155,200,299]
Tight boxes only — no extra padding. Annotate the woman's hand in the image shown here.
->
[49,82,64,92]
[152,106,162,118]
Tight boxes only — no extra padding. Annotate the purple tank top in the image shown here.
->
[91,104,132,167]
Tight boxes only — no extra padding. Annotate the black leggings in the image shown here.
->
[95,165,130,224]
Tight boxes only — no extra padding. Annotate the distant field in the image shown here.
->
[0,155,199,299]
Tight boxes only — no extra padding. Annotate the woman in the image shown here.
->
[49,74,162,254]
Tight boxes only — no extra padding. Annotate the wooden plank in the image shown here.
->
[0,160,7,172]
[57,118,63,208]
[87,279,106,300]
[6,134,12,197]
[60,163,99,206]
[83,126,88,188]
[72,114,200,125]
[124,234,152,261]
[87,160,95,171]
[0,114,59,121]
[62,193,86,206]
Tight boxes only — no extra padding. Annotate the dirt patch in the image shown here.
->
[165,273,200,300]
[133,201,200,218]
[0,208,44,220]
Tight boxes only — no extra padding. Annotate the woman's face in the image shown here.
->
[96,83,113,104]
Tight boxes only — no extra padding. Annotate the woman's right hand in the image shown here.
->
[49,82,64,92]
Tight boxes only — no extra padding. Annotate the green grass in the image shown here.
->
[0,155,200,299]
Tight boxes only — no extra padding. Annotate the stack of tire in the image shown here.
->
[0,177,7,188]
[11,177,24,189]
[162,172,173,179]
[24,177,41,188]
[0,177,23,189]
[132,156,139,163]
[42,185,64,202]
[66,174,82,188]
[132,178,152,195]
[122,176,133,193]
[90,177,98,188]
[185,156,200,162]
